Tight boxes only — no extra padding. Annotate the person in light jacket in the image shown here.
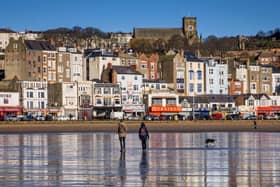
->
[118,120,127,152]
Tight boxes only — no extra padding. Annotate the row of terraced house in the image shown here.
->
[1,38,280,119]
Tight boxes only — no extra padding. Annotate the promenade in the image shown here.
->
[0,120,280,133]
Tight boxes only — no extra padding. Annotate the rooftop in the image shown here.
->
[24,40,56,51]
[112,65,142,75]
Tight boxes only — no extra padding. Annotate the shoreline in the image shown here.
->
[0,120,280,133]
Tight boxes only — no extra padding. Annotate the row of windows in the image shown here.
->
[189,83,202,93]
[121,75,140,80]
[94,87,120,94]
[208,69,225,75]
[95,98,121,106]
[26,92,45,98]
[26,101,45,109]
[122,95,140,104]
[189,70,202,80]
[152,98,176,105]
[143,84,167,90]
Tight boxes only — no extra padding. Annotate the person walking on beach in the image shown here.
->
[253,120,257,129]
[139,122,149,151]
[118,120,127,152]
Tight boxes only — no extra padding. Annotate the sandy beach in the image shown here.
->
[0,120,280,133]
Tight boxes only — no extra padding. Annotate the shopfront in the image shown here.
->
[256,106,280,117]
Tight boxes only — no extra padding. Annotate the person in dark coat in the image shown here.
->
[138,122,150,150]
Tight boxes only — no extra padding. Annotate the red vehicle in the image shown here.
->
[211,112,224,120]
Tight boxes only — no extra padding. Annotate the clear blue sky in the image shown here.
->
[1,0,279,37]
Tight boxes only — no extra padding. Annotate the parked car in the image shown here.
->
[264,115,279,120]
[211,112,224,120]
[35,115,45,121]
[56,116,70,121]
[144,114,160,121]
[159,115,172,120]
[188,113,211,120]
[5,115,18,121]
[243,115,257,120]
[173,114,186,120]
[226,113,241,120]
[45,114,53,121]
[127,115,141,120]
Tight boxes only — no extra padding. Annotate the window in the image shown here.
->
[166,98,176,105]
[114,99,121,105]
[197,71,202,80]
[104,87,110,94]
[95,88,101,94]
[176,71,184,79]
[122,95,127,102]
[121,76,125,80]
[113,87,120,94]
[197,83,202,93]
[189,83,194,92]
[141,64,147,69]
[152,98,162,105]
[209,69,213,74]
[96,98,102,105]
[156,84,160,90]
[104,98,111,106]
[248,100,254,106]
[134,76,138,80]
[133,85,139,91]
[39,92,45,98]
[38,56,41,62]
[189,70,194,80]
[41,101,45,109]
[27,92,34,98]
[209,79,214,84]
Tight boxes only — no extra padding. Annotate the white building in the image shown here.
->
[112,66,144,118]
[77,81,93,120]
[0,29,19,50]
[84,49,120,81]
[48,82,78,119]
[205,59,228,94]
[92,82,122,119]
[236,64,248,94]
[184,51,205,96]
[272,69,280,95]
[21,81,48,116]
[69,48,83,82]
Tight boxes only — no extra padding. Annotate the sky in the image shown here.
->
[1,0,279,37]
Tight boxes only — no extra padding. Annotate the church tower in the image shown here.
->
[183,17,198,45]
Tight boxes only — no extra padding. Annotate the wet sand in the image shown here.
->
[0,120,280,133]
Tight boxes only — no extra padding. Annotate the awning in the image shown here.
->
[0,106,22,112]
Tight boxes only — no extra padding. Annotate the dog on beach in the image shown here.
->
[205,138,216,147]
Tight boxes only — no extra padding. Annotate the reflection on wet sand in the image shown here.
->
[0,132,280,186]
[139,151,149,187]
[119,151,126,186]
